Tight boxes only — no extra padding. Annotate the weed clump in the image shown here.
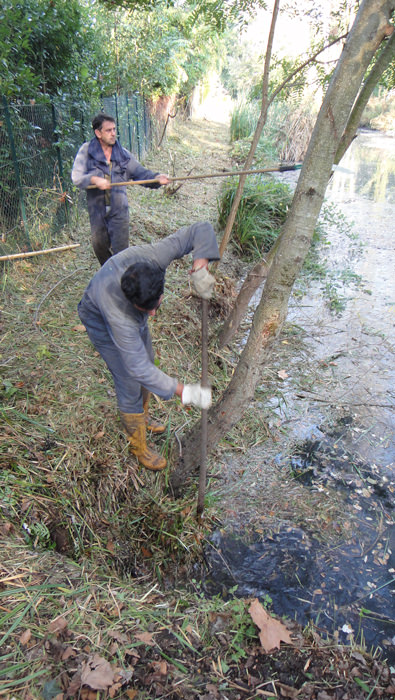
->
[218,176,292,258]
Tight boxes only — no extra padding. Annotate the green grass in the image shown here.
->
[218,176,293,258]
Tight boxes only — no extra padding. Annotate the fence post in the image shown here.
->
[126,93,133,152]
[142,95,148,155]
[51,101,69,223]
[134,93,141,160]
[114,93,120,144]
[2,96,31,247]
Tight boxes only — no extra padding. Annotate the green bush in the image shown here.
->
[230,100,260,141]
[218,176,293,258]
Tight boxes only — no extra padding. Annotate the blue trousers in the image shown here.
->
[78,297,154,413]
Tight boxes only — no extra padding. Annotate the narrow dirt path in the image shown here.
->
[127,118,234,240]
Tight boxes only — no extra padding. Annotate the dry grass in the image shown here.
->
[0,118,238,575]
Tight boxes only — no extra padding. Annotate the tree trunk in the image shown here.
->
[218,0,280,259]
[170,0,394,495]
[335,29,395,165]
[217,242,277,348]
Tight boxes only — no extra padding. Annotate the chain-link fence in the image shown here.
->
[0,93,158,257]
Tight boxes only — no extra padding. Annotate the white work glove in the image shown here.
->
[190,267,216,300]
[182,383,212,409]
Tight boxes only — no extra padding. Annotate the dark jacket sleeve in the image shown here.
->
[124,150,162,189]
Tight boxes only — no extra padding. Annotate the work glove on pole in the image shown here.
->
[190,267,215,300]
[182,383,212,409]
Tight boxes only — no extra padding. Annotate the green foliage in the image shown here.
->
[0,2,40,98]
[249,54,308,103]
[218,176,292,258]
[230,100,260,141]
[229,96,317,167]
[0,0,102,101]
[105,5,221,99]
[0,0,222,105]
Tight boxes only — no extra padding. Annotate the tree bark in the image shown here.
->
[218,0,281,259]
[217,241,277,348]
[334,29,395,165]
[170,0,394,495]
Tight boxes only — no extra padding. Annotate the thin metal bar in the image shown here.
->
[114,93,120,144]
[126,93,133,151]
[51,101,69,223]
[134,93,141,159]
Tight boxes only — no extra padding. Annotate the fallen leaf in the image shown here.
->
[108,682,122,698]
[248,598,292,652]
[61,647,76,660]
[135,631,155,646]
[80,654,116,690]
[277,369,289,380]
[48,616,68,634]
[126,691,138,699]
[108,629,129,644]
[94,431,105,440]
[278,682,300,698]
[0,521,13,535]
[72,324,86,332]
[42,678,63,700]
[20,629,32,645]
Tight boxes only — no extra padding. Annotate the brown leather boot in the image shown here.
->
[119,412,166,471]
[142,389,166,434]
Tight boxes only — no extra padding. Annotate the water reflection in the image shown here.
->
[329,130,395,203]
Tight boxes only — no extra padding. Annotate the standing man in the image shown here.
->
[71,112,170,265]
[78,220,219,471]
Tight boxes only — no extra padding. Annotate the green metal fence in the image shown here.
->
[0,93,156,257]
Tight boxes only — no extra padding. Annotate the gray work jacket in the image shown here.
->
[71,138,160,220]
[80,222,220,398]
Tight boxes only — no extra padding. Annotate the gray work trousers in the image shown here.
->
[78,297,153,413]
[89,205,130,266]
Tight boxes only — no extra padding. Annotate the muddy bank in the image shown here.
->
[207,130,395,661]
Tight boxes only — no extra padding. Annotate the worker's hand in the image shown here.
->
[190,266,215,300]
[182,383,212,409]
[90,176,111,190]
[157,174,171,185]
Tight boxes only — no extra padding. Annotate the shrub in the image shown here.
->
[229,97,317,166]
[218,176,293,258]
[230,100,260,142]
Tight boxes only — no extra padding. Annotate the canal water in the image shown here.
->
[204,130,395,661]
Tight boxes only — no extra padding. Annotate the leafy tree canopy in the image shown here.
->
[0,0,105,102]
[99,0,268,31]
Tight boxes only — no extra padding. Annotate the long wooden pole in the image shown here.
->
[87,164,302,189]
[0,243,80,262]
[196,298,209,519]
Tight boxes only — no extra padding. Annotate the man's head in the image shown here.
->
[121,262,165,315]
[92,113,117,148]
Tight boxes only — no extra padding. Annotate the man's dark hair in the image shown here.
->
[92,113,115,131]
[121,261,165,310]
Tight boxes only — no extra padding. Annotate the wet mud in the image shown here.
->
[207,130,395,662]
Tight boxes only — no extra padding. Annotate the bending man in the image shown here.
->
[71,112,170,265]
[78,221,219,471]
